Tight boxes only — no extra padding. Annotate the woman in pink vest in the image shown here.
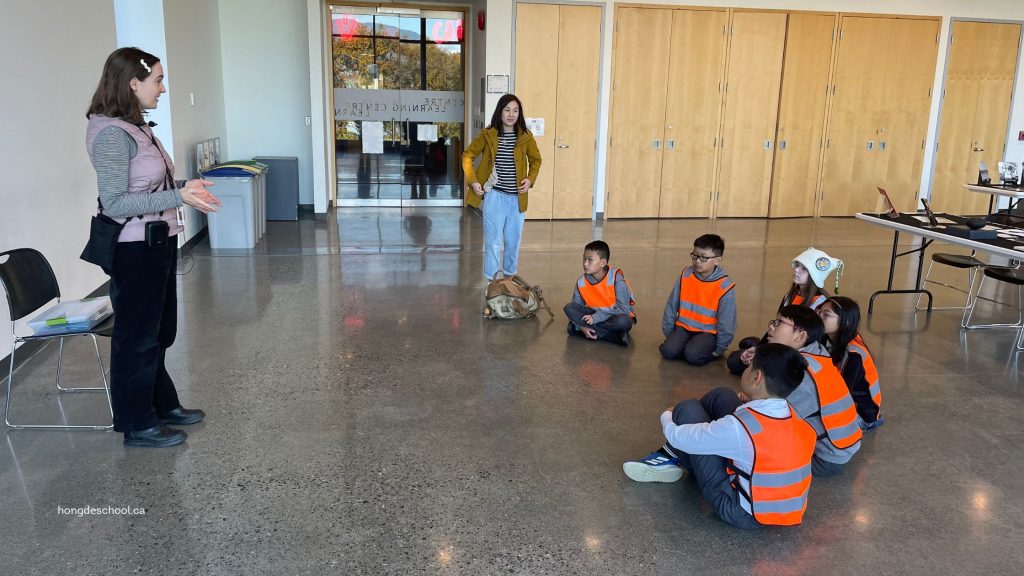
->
[85,48,220,447]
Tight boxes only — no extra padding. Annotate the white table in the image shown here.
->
[855,212,1024,314]
[963,183,1024,214]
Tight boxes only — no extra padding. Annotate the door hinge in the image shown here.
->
[840,30,844,40]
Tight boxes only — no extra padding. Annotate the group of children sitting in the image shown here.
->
[562,235,883,529]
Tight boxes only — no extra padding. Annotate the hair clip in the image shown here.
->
[140,59,151,74]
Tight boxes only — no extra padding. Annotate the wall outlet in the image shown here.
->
[189,92,195,106]
[305,116,311,126]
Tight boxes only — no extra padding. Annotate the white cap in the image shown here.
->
[793,247,844,292]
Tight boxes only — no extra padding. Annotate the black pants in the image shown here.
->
[659,326,717,365]
[564,303,633,343]
[108,240,181,432]
[665,387,761,530]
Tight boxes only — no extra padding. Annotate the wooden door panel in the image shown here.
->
[552,5,602,219]
[606,7,673,218]
[659,9,728,218]
[933,21,1021,215]
[769,13,835,217]
[515,4,560,219]
[716,11,787,218]
[877,18,939,212]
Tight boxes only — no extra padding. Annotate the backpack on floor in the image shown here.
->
[483,274,554,320]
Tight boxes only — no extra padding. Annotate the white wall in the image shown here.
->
[114,0,174,156]
[484,0,1024,216]
[163,0,229,240]
[220,0,315,206]
[0,1,117,356]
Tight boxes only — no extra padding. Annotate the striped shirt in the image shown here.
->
[494,131,518,193]
[92,126,183,218]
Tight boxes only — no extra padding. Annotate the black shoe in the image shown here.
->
[124,425,187,448]
[567,321,582,336]
[158,407,205,426]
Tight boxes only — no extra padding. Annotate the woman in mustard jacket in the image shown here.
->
[463,94,542,281]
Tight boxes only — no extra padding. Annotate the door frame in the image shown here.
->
[317,1,472,210]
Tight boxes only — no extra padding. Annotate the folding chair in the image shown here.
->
[0,248,114,429]
[963,265,1024,351]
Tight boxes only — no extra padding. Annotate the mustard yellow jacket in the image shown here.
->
[462,127,542,213]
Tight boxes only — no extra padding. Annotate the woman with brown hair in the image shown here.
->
[462,94,542,282]
[85,47,220,447]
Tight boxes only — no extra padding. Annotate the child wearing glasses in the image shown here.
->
[659,234,736,365]
[726,248,844,375]
[817,297,884,431]
[564,240,637,346]
[767,305,862,476]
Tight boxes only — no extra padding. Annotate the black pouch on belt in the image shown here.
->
[145,220,169,248]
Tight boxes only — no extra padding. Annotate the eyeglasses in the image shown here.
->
[689,252,718,263]
[768,318,799,330]
[817,309,840,321]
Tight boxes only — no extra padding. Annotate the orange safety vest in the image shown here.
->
[847,334,881,410]
[675,268,735,334]
[788,293,826,310]
[801,352,863,449]
[577,268,636,318]
[730,406,817,526]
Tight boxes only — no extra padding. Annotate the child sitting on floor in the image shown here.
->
[564,240,636,346]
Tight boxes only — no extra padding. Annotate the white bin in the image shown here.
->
[206,176,258,249]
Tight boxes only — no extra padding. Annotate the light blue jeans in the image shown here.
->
[482,190,525,280]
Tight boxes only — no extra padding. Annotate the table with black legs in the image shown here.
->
[855,212,1024,314]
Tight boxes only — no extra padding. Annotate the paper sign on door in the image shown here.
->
[526,118,545,137]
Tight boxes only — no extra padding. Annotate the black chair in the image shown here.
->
[915,252,984,325]
[0,248,113,429]
[964,265,1024,350]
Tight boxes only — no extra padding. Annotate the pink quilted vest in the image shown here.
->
[86,115,183,242]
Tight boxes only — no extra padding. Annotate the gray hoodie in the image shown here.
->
[661,265,736,356]
[788,341,862,464]
[570,268,636,324]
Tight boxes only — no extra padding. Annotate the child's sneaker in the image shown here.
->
[623,449,684,482]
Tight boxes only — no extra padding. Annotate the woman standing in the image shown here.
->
[463,94,542,281]
[86,47,221,447]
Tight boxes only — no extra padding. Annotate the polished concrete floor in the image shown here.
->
[3,209,1024,574]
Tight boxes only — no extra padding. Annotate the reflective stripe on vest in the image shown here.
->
[802,352,863,449]
[577,268,635,316]
[675,268,734,334]
[848,335,881,409]
[731,406,816,526]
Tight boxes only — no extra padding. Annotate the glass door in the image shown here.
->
[331,6,466,206]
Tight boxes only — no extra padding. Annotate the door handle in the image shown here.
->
[667,139,675,150]
[763,140,773,150]
[652,139,661,150]
[557,144,570,149]
[779,140,787,150]
[973,147,985,152]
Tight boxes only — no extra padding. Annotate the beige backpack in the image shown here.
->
[483,274,554,320]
